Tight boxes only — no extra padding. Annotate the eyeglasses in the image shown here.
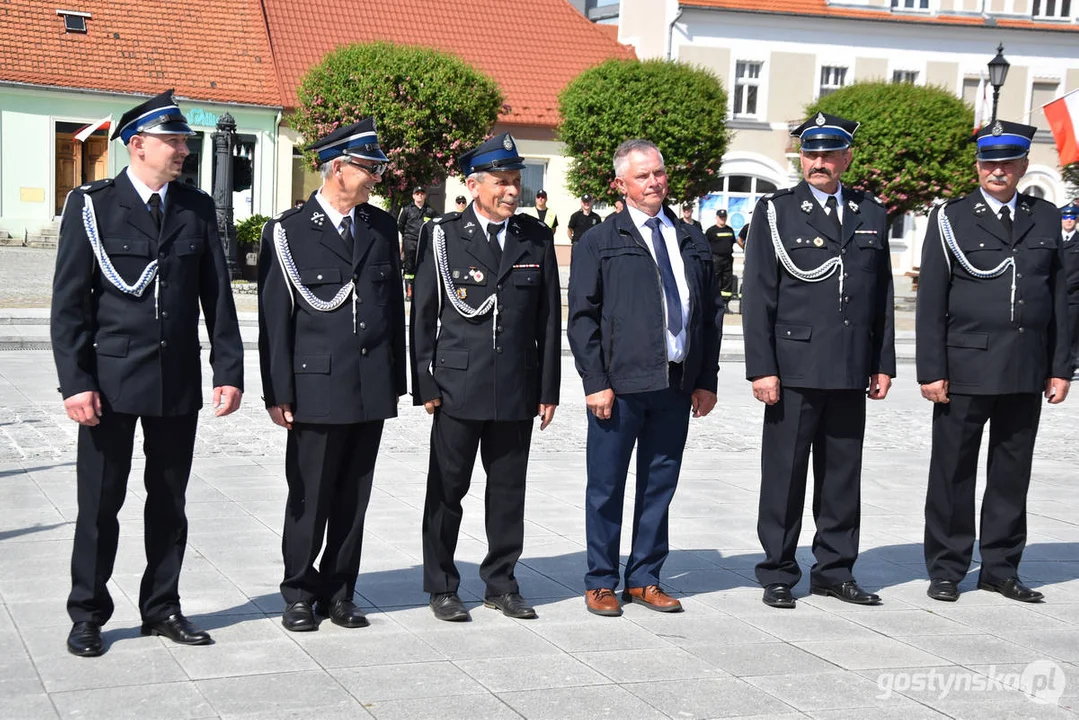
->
[344,159,387,176]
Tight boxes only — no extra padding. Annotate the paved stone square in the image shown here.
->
[1,346,1077,719]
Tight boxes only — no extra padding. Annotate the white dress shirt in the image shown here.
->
[473,210,507,251]
[125,167,170,213]
[314,191,356,237]
[627,204,690,363]
[978,188,1017,225]
[807,182,845,225]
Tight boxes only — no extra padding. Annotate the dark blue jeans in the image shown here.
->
[584,379,691,590]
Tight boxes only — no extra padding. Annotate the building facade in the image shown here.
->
[617,0,1079,271]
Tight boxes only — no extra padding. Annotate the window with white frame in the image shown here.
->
[1032,0,1072,20]
[891,0,930,9]
[1030,81,1060,132]
[819,66,848,97]
[892,70,919,85]
[519,159,547,207]
[733,61,763,118]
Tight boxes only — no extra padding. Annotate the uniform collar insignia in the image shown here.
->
[508,220,519,234]
[356,207,370,222]
[1019,201,1032,214]
[311,210,325,226]
[973,202,988,216]
[800,200,813,214]
[847,199,859,214]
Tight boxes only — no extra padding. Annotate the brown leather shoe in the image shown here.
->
[585,588,622,617]
[622,585,683,613]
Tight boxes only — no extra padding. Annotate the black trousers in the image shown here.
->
[924,393,1041,584]
[281,421,384,604]
[422,412,533,596]
[714,257,734,297]
[756,388,866,588]
[1068,303,1079,369]
[68,411,198,624]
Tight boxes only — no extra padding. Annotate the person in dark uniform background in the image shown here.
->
[398,186,436,298]
[568,194,602,246]
[51,90,244,657]
[454,195,468,213]
[1060,203,1079,378]
[916,121,1069,604]
[705,208,737,309]
[678,204,703,232]
[410,133,561,622]
[568,139,721,618]
[258,119,406,632]
[742,112,895,610]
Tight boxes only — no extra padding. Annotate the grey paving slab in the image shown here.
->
[454,654,608,693]
[366,692,521,720]
[49,681,217,720]
[0,693,60,720]
[574,646,728,683]
[744,670,922,712]
[498,685,667,720]
[197,670,365,718]
[623,677,799,718]
[682,641,842,677]
[331,661,485,703]
[896,633,1045,666]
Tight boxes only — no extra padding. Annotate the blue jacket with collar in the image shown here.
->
[568,205,722,396]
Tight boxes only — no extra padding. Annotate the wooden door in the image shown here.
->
[83,136,109,183]
[55,133,80,215]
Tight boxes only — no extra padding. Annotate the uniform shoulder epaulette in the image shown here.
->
[513,212,542,226]
[76,178,113,194]
[272,205,304,223]
[766,188,794,201]
[431,211,461,225]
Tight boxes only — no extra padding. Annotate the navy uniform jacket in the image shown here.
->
[742,181,896,389]
[258,193,406,424]
[915,191,1069,394]
[51,170,243,416]
[410,205,561,421]
[568,206,721,396]
[1060,230,1079,305]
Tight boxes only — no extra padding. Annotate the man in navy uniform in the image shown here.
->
[569,139,721,618]
[398,186,435,298]
[1059,203,1079,377]
[258,119,406,631]
[916,121,1069,604]
[51,90,243,656]
[411,134,560,622]
[742,112,895,610]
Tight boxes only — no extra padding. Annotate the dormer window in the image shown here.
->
[57,10,90,34]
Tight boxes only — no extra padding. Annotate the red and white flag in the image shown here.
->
[973,76,991,133]
[74,116,111,143]
[1043,89,1079,166]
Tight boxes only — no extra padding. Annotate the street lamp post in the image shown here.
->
[212,113,240,280]
[987,43,1010,125]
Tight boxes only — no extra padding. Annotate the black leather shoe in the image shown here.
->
[978,576,1044,603]
[483,592,538,619]
[282,601,317,632]
[927,579,960,602]
[430,592,470,622]
[67,621,104,657]
[810,581,881,605]
[762,583,796,609]
[140,613,212,645]
[316,599,369,628]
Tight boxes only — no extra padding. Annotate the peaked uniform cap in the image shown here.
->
[792,111,860,152]
[307,118,389,164]
[112,89,195,143]
[458,133,526,175]
[973,120,1036,162]
[1061,203,1079,219]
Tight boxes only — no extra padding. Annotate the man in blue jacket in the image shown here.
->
[568,139,721,617]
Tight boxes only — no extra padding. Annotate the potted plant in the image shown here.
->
[234,214,270,282]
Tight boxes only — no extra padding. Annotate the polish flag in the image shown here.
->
[74,116,111,143]
[1044,90,1079,166]
[972,77,991,133]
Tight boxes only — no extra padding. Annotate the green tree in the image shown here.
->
[1062,162,1079,200]
[558,59,730,204]
[806,81,978,221]
[293,42,504,209]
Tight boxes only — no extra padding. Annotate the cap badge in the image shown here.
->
[813,237,824,247]
[801,200,814,214]
[502,135,514,151]
[992,121,1003,136]
[815,113,826,126]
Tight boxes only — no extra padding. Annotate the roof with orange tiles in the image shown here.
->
[0,0,281,106]
[261,0,637,127]
[682,0,1079,31]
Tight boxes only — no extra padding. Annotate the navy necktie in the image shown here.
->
[148,193,162,231]
[340,215,354,251]
[999,206,1013,239]
[645,217,683,336]
[825,195,841,239]
[487,222,503,266]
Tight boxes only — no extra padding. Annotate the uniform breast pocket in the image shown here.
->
[1026,237,1058,275]
[855,233,883,271]
[102,237,151,258]
[175,236,205,259]
[786,243,833,271]
[369,263,393,305]
[512,270,540,291]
